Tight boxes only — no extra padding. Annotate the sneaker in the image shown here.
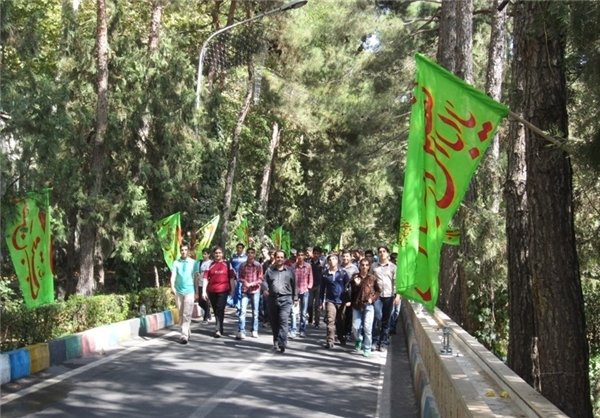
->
[314,324,320,329]
[273,341,278,350]
[380,345,388,353]
[325,342,334,349]
[251,331,259,338]
[299,331,306,338]
[289,332,296,339]
[180,336,188,344]
[214,331,222,338]
[354,340,362,352]
[363,349,372,358]
[279,345,286,353]
[202,320,208,325]
[236,331,246,340]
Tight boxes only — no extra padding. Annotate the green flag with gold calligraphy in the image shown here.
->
[156,212,181,270]
[397,54,508,311]
[194,215,220,254]
[234,218,250,248]
[5,189,54,309]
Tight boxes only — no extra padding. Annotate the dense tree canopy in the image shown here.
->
[1,0,599,415]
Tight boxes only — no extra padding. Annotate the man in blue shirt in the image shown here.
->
[170,244,198,344]
[320,254,350,349]
[230,242,248,312]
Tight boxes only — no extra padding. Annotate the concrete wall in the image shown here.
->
[0,311,174,385]
[402,301,568,418]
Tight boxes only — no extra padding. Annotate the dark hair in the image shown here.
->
[247,247,256,253]
[377,245,389,254]
[327,254,338,262]
[236,242,245,248]
[365,249,374,257]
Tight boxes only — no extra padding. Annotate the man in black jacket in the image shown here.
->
[263,250,297,353]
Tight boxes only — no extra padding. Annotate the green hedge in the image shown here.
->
[1,287,175,352]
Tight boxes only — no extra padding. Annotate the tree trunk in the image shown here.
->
[137,0,163,150]
[505,40,536,385]
[436,0,456,73]
[77,0,109,296]
[517,3,592,416]
[437,0,472,329]
[484,0,506,214]
[257,121,281,239]
[219,72,254,247]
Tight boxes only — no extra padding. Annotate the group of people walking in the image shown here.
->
[170,243,400,357]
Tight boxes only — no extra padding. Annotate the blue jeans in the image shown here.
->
[298,292,309,332]
[353,304,375,351]
[372,296,394,347]
[238,291,260,332]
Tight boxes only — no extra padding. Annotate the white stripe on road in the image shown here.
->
[0,331,178,406]
[186,350,276,418]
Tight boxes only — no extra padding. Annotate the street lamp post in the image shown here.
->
[195,0,307,110]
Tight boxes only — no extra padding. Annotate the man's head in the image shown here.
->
[273,250,286,268]
[377,246,390,263]
[365,249,374,262]
[180,244,190,258]
[305,246,313,258]
[246,247,256,262]
[341,250,352,266]
[296,250,306,265]
[236,242,245,255]
[327,253,338,269]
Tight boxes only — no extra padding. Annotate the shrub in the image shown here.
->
[0,288,174,352]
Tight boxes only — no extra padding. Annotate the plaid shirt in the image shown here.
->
[294,262,313,294]
[239,260,263,294]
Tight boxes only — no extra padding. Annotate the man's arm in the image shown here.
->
[170,264,177,294]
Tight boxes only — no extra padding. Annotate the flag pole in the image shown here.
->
[508,110,564,147]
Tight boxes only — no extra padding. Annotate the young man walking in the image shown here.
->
[170,244,197,344]
[263,250,297,353]
[237,248,263,339]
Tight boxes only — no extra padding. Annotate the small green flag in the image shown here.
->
[282,231,291,257]
[194,215,220,254]
[270,226,284,252]
[234,218,250,248]
[397,53,508,311]
[156,212,181,270]
[5,189,54,309]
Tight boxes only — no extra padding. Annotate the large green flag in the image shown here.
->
[5,189,54,309]
[156,212,181,270]
[234,218,250,248]
[194,215,220,253]
[397,54,508,311]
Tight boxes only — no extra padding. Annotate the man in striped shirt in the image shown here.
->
[292,250,313,338]
[236,248,263,339]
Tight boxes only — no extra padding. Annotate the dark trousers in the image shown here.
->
[307,285,321,326]
[198,287,211,320]
[208,291,228,334]
[268,295,292,348]
[372,296,394,347]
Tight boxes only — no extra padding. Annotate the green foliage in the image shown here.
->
[137,286,176,314]
[0,287,173,352]
[590,353,600,417]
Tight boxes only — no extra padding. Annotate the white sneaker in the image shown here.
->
[251,331,259,338]
[236,331,246,340]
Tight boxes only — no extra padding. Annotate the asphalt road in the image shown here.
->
[1,309,418,418]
